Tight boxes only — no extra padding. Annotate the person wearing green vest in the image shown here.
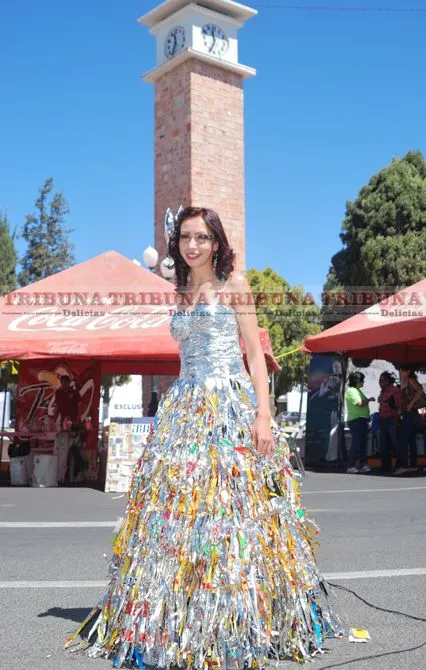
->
[345,371,375,474]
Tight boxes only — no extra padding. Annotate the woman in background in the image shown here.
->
[378,372,406,475]
[399,365,423,471]
[345,371,374,474]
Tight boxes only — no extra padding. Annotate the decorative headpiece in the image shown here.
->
[162,205,184,278]
[163,205,184,247]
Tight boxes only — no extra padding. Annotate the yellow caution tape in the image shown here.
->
[275,347,302,360]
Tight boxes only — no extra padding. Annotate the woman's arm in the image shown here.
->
[358,396,374,406]
[227,273,274,456]
[229,273,271,416]
[346,389,373,407]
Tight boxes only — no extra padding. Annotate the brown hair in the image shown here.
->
[399,364,418,379]
[168,207,235,288]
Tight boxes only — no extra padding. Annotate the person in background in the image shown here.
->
[345,371,374,474]
[53,375,80,484]
[54,375,79,430]
[378,371,407,475]
[147,390,159,417]
[399,365,423,470]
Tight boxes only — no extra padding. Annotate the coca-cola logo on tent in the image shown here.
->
[8,305,171,333]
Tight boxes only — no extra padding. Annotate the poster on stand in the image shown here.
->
[105,417,154,493]
[304,354,345,467]
[16,360,101,456]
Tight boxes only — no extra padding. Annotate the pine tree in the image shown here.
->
[0,211,17,295]
[18,178,75,286]
[325,151,426,290]
[323,151,426,327]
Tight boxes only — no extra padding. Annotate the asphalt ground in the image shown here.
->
[0,472,425,670]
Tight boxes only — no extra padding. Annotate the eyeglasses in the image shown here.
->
[179,233,215,245]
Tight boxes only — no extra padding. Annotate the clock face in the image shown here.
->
[202,23,228,58]
[164,26,186,59]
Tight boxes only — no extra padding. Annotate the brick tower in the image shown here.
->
[139,0,257,269]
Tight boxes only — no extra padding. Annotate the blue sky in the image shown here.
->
[1,0,425,294]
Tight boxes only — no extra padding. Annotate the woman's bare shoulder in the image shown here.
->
[224,272,251,292]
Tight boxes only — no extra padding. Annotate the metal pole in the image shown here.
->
[297,355,306,423]
[0,365,9,455]
[149,267,157,405]
[337,355,348,467]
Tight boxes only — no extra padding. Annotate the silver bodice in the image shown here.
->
[170,302,248,382]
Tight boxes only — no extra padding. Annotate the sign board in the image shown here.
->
[104,416,154,492]
[304,354,344,467]
[104,375,143,420]
[16,360,101,452]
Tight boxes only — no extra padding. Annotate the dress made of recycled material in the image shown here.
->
[65,302,343,668]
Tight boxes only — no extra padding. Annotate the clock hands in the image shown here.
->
[165,26,186,59]
[203,24,227,57]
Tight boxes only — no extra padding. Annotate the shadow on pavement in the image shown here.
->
[38,606,92,623]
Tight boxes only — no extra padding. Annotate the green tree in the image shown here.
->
[0,211,17,295]
[18,178,75,286]
[247,267,320,394]
[324,151,426,325]
[321,151,426,328]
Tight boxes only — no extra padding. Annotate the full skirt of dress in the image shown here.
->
[65,375,343,668]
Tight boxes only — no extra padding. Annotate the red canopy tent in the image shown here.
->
[0,251,279,373]
[304,278,426,362]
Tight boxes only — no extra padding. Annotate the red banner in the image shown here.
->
[16,360,101,451]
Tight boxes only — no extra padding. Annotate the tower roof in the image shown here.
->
[139,0,257,28]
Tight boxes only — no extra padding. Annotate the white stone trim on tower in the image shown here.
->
[149,5,244,34]
[140,1,256,71]
[142,47,256,83]
[138,0,257,27]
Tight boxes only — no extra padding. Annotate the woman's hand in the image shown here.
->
[251,414,275,457]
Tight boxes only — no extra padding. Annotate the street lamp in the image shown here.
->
[142,246,160,398]
[142,205,183,280]
[142,246,159,272]
[160,256,175,280]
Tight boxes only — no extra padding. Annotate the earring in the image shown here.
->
[213,252,218,272]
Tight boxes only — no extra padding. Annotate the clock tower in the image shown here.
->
[139,0,257,269]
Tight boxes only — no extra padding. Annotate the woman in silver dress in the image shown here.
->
[65,207,342,668]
